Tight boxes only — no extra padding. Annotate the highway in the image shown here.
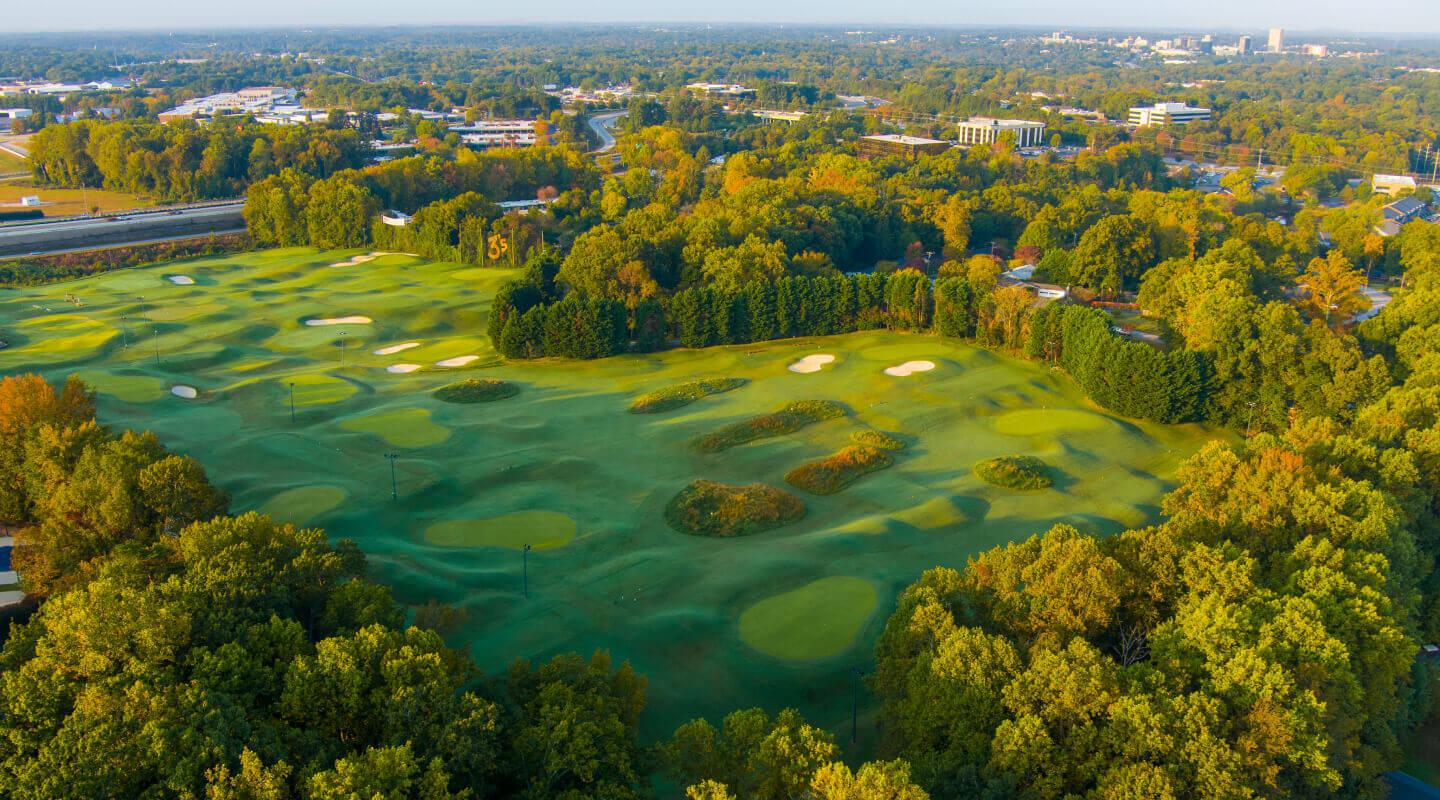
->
[588,111,625,153]
[0,201,245,257]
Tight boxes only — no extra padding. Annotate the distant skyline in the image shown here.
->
[5,0,1440,35]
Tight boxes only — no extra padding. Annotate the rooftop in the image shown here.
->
[860,133,948,146]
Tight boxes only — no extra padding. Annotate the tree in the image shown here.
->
[1299,250,1368,327]
[1071,215,1156,295]
[305,176,379,249]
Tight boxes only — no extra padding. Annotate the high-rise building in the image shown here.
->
[1238,35,1252,55]
[1268,28,1285,52]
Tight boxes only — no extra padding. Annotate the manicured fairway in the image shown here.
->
[740,576,878,660]
[0,247,1227,738]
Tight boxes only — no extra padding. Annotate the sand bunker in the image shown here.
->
[305,316,372,326]
[436,355,479,367]
[386,363,422,374]
[170,385,198,399]
[787,354,836,373]
[329,251,408,267]
[374,342,420,355]
[884,360,935,377]
[167,275,194,285]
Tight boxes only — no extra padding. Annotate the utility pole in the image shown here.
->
[522,543,532,599]
[384,452,399,499]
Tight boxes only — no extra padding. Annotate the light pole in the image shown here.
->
[384,452,399,499]
[289,382,296,423]
[339,331,347,367]
[120,315,128,348]
[1245,401,1257,438]
[152,328,159,364]
[523,543,532,599]
[850,667,864,745]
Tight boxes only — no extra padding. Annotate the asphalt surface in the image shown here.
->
[588,111,625,153]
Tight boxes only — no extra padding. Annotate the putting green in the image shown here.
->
[993,408,1108,436]
[424,511,576,550]
[260,486,347,526]
[739,577,878,660]
[283,374,358,405]
[339,407,450,447]
[75,370,163,403]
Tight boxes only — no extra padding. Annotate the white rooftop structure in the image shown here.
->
[1128,102,1211,126]
[159,86,300,121]
[957,116,1047,147]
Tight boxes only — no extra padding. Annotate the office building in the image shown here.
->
[956,116,1047,148]
[1373,174,1418,196]
[1238,35,1252,55]
[857,134,950,159]
[1128,102,1212,126]
[1268,28,1285,52]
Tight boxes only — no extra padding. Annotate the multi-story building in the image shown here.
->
[1268,28,1285,52]
[956,116,1047,148]
[857,134,950,159]
[1128,102,1212,126]
[1238,35,1252,55]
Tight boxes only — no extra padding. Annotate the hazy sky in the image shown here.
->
[8,0,1440,34]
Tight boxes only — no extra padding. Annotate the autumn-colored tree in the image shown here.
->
[1299,250,1369,327]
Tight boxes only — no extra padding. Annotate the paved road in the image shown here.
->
[0,201,245,257]
[4,227,247,258]
[588,111,625,153]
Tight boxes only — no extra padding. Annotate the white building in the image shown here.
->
[159,86,300,121]
[1128,102,1212,126]
[0,108,33,120]
[452,119,538,149]
[956,116,1047,147]
[1268,28,1285,52]
[1373,174,1418,195]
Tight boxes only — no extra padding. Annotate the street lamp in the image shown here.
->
[850,667,864,744]
[384,452,399,499]
[523,544,532,599]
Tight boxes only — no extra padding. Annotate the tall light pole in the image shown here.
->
[152,328,159,364]
[384,452,399,499]
[120,315,128,348]
[523,543,532,599]
[851,667,864,745]
[1245,401,1257,437]
[339,331,347,367]
[289,382,296,423]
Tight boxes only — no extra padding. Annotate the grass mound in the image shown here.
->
[629,377,747,414]
[692,400,844,452]
[664,479,805,537]
[975,455,1053,490]
[434,378,519,404]
[339,407,450,448]
[259,486,347,526]
[851,430,907,450]
[785,446,893,495]
[739,577,878,660]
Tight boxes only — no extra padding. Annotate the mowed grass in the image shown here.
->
[0,183,153,216]
[0,247,1229,738]
[739,576,878,660]
[425,511,577,550]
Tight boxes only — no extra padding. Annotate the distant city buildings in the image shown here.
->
[857,134,950,159]
[158,87,300,121]
[956,116,1047,147]
[0,80,131,97]
[1238,35,1252,55]
[685,83,756,100]
[1128,102,1212,126]
[1269,28,1285,52]
[451,120,538,148]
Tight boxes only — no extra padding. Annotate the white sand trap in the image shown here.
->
[387,363,423,374]
[787,354,836,373]
[171,385,198,399]
[884,360,936,377]
[168,275,194,285]
[329,253,378,267]
[374,342,420,355]
[305,316,372,326]
[436,355,479,367]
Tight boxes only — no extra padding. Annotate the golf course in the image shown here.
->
[0,247,1225,736]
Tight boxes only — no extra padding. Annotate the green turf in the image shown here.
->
[425,511,577,550]
[75,370,164,402]
[739,576,878,660]
[0,247,1229,738]
[260,486,348,526]
[340,407,450,447]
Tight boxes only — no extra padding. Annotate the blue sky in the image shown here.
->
[8,0,1440,34]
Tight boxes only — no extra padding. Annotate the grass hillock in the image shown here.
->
[785,446,893,495]
[692,400,844,452]
[629,377,747,414]
[434,378,519,404]
[974,455,1053,490]
[851,430,907,450]
[664,479,805,537]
